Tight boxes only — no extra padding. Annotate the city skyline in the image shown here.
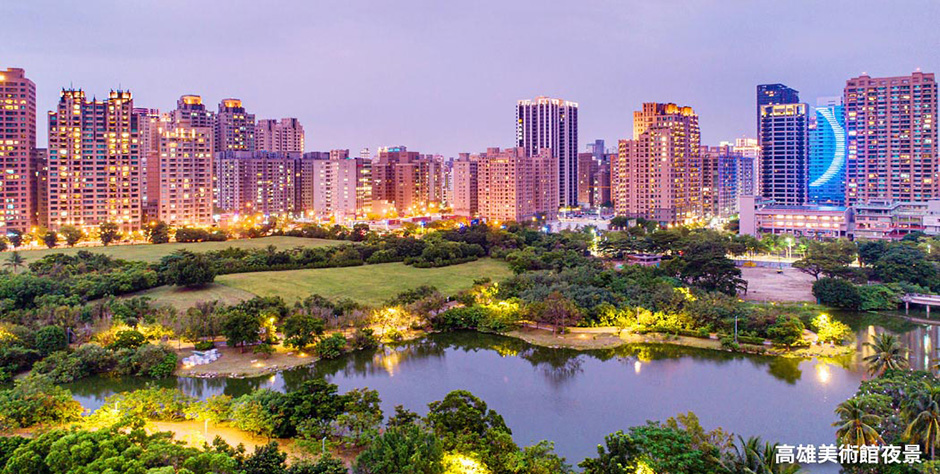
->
[4,1,939,156]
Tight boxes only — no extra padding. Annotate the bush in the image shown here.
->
[316,333,347,359]
[194,340,215,351]
[34,326,68,356]
[720,336,739,351]
[812,277,862,310]
[351,328,379,350]
[766,316,805,347]
[858,284,902,311]
[108,329,147,350]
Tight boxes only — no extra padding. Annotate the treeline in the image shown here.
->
[0,379,802,474]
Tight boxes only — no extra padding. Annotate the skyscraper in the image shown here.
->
[757,84,800,128]
[701,145,740,218]
[516,96,578,209]
[612,103,702,224]
[214,151,298,215]
[759,99,809,206]
[214,98,255,153]
[844,71,938,204]
[256,118,305,153]
[732,137,759,196]
[808,97,847,205]
[48,90,142,232]
[0,68,36,233]
[452,155,478,218]
[151,96,215,226]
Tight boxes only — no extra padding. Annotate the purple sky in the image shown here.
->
[4,0,938,156]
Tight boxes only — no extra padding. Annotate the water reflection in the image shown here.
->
[852,321,940,371]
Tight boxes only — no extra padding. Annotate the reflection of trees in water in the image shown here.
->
[852,323,939,372]
[517,344,585,387]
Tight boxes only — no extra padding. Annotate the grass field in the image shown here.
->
[137,258,513,310]
[15,236,341,263]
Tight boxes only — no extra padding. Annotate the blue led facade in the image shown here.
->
[808,104,846,205]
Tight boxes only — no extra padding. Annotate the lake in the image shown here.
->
[65,314,936,473]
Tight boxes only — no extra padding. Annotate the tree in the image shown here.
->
[353,424,444,474]
[812,314,852,345]
[332,388,384,448]
[663,232,747,296]
[315,333,347,359]
[812,277,862,310]
[872,244,937,287]
[99,221,120,246]
[905,388,940,460]
[579,422,724,474]
[532,292,581,334]
[42,231,58,249]
[863,333,909,376]
[146,221,171,244]
[833,398,883,446]
[222,310,261,352]
[792,240,856,280]
[58,225,84,247]
[289,455,348,474]
[282,312,325,351]
[424,390,518,472]
[3,251,25,274]
[161,250,216,288]
[243,441,287,474]
[6,230,22,248]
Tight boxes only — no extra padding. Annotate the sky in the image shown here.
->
[3,0,939,157]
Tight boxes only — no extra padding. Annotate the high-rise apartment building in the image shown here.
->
[844,72,938,204]
[153,98,214,226]
[0,68,36,232]
[48,90,141,232]
[172,95,214,129]
[452,155,478,218]
[303,150,371,221]
[371,146,442,215]
[808,97,847,205]
[214,99,255,153]
[475,147,558,223]
[214,151,298,215]
[516,96,578,208]
[577,152,598,207]
[757,84,800,129]
[135,107,163,217]
[701,145,740,218]
[759,100,809,206]
[35,148,48,228]
[732,137,759,196]
[612,103,702,225]
[256,118,304,153]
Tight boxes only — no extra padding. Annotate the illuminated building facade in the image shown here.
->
[738,195,851,238]
[0,68,36,232]
[759,101,809,206]
[808,98,846,205]
[475,147,558,223]
[732,137,759,196]
[256,117,304,153]
[309,151,372,220]
[452,155,478,218]
[516,96,578,208]
[214,98,255,153]
[214,151,297,215]
[371,146,442,215]
[155,121,214,226]
[48,90,141,232]
[701,145,740,218]
[613,103,702,225]
[844,72,938,204]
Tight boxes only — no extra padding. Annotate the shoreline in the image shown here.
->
[173,325,853,379]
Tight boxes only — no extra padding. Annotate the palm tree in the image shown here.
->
[863,333,910,376]
[905,387,940,460]
[3,251,24,274]
[725,436,803,474]
[833,398,883,446]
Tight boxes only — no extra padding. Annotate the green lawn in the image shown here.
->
[15,236,341,263]
[217,259,512,306]
[136,258,513,310]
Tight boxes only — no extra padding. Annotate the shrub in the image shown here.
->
[858,284,902,311]
[194,340,215,351]
[34,326,68,356]
[720,336,739,351]
[316,333,347,359]
[133,344,178,378]
[253,343,275,359]
[108,329,146,351]
[812,277,862,310]
[766,316,805,347]
[351,328,379,350]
